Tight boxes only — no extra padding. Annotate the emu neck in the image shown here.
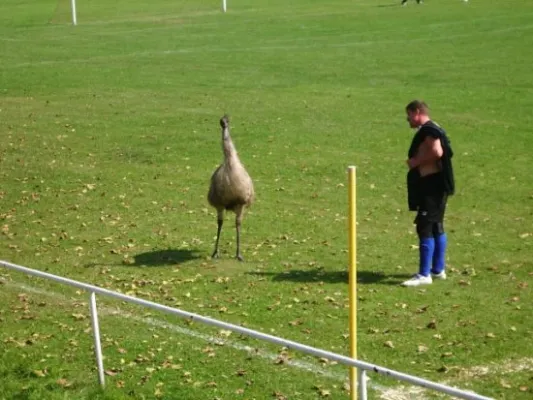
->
[222,128,239,164]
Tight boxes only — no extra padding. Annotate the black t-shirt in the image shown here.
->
[406,121,455,210]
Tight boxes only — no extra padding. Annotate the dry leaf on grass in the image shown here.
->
[56,378,72,388]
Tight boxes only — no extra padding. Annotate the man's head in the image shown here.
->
[405,100,430,128]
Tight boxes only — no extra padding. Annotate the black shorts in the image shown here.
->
[415,173,448,224]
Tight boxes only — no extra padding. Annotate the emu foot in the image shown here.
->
[236,254,244,262]
[211,250,220,259]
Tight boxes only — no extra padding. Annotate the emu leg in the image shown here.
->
[212,209,224,259]
[235,205,244,261]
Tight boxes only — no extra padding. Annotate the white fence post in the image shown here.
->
[71,0,77,25]
[358,369,368,400]
[0,260,494,400]
[89,292,105,387]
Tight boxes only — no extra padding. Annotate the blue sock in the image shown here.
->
[432,233,447,274]
[419,238,435,277]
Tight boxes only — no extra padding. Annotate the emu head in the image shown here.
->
[220,115,230,129]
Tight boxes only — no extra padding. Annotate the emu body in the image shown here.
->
[207,115,254,261]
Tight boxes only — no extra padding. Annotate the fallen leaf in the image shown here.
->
[500,379,512,389]
[71,313,86,321]
[427,320,437,329]
[273,391,287,400]
[56,378,72,388]
[219,330,232,338]
[105,369,119,376]
[416,305,429,313]
[32,369,47,377]
[417,345,429,353]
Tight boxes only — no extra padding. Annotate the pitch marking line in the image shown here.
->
[3,24,533,70]
[3,280,426,397]
[2,282,361,383]
[5,280,522,399]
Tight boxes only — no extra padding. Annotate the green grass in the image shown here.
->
[1,0,533,399]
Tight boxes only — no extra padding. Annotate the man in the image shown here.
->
[402,100,455,287]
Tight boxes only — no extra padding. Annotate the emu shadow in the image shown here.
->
[248,269,412,285]
[131,249,201,267]
[83,249,201,269]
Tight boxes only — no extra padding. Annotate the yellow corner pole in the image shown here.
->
[347,166,357,400]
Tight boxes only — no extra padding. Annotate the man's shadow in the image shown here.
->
[377,3,401,7]
[248,268,411,285]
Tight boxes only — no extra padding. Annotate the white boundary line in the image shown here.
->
[0,260,493,400]
[2,281,349,381]
[3,24,533,70]
[3,11,533,43]
[13,278,530,399]
[0,2,455,33]
[1,279,422,398]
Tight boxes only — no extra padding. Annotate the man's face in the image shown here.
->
[406,109,420,128]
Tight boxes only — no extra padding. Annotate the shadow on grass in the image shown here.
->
[85,249,202,268]
[248,269,412,285]
[377,3,402,7]
[131,249,201,266]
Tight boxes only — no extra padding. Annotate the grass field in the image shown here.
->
[1,0,533,399]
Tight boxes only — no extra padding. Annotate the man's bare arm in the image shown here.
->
[407,137,443,169]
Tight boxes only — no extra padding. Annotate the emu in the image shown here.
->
[207,115,255,261]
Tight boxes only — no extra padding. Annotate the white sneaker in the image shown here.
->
[431,271,447,280]
[401,274,432,287]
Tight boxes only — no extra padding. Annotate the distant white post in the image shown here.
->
[71,0,77,25]
[222,0,227,12]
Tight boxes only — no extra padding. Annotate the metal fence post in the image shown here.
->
[358,369,368,400]
[0,260,494,400]
[89,292,105,387]
[70,0,77,25]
